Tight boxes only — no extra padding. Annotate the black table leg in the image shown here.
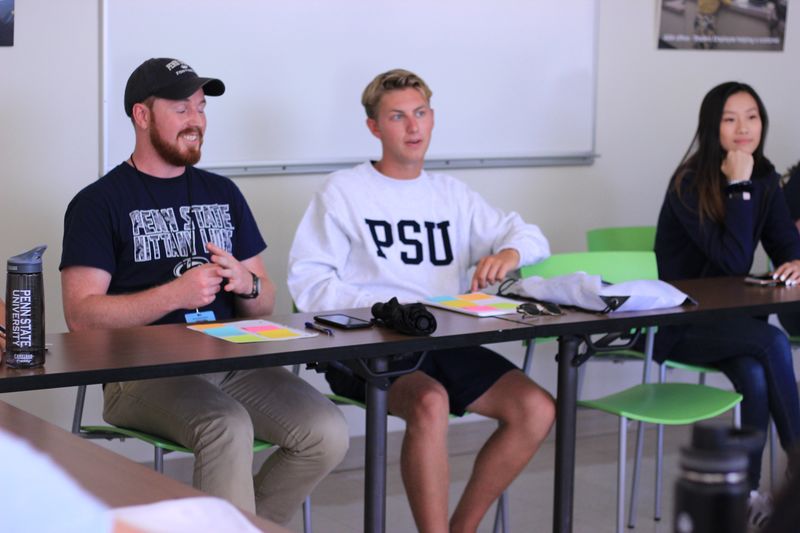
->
[364,355,389,533]
[553,335,582,533]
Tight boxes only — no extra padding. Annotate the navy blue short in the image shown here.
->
[325,346,517,416]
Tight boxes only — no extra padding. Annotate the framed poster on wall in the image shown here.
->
[658,0,787,50]
[0,0,13,46]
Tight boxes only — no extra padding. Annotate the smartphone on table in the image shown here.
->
[313,314,373,330]
[744,274,784,287]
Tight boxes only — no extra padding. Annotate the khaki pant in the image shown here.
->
[103,367,348,525]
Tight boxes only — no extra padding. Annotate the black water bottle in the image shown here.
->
[673,424,760,533]
[5,246,47,368]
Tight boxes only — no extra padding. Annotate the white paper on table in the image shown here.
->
[109,496,261,533]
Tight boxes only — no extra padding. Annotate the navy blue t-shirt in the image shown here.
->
[60,163,267,325]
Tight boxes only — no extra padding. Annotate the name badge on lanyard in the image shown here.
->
[185,310,216,323]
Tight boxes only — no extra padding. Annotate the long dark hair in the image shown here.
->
[672,81,770,224]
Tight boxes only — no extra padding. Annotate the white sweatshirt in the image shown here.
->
[0,429,113,533]
[288,162,550,312]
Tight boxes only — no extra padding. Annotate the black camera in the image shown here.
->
[371,297,437,336]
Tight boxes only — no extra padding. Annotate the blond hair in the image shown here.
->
[361,69,433,119]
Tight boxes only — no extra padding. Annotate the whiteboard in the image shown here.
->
[103,0,597,176]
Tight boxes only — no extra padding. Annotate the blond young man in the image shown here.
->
[289,69,555,533]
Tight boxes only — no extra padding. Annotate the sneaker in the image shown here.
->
[747,490,772,532]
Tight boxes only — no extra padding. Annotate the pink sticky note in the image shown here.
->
[466,305,495,312]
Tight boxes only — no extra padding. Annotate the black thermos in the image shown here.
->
[5,246,47,368]
[673,424,761,533]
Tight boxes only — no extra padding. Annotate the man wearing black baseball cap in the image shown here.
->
[123,57,225,118]
[60,58,348,525]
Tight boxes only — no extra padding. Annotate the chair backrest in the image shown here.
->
[519,251,658,284]
[586,226,656,252]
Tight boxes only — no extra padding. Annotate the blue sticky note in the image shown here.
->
[202,326,245,338]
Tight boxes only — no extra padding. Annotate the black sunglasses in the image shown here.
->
[516,302,563,318]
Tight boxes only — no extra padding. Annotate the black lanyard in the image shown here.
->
[129,155,197,264]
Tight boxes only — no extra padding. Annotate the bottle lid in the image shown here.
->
[7,245,47,273]
[679,423,763,476]
[680,446,748,475]
[691,423,763,455]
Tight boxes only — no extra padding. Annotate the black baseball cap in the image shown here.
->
[124,58,225,117]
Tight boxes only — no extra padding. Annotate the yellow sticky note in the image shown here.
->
[226,334,269,343]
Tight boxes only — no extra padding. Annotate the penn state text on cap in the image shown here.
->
[124,58,225,117]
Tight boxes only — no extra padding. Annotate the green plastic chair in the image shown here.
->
[517,250,658,369]
[586,225,778,513]
[519,250,658,283]
[71,384,312,533]
[520,251,743,533]
[585,225,660,355]
[518,249,665,369]
[586,227,717,375]
[516,251,658,384]
[580,383,742,533]
[586,225,657,253]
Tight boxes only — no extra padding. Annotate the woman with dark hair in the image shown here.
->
[654,81,800,530]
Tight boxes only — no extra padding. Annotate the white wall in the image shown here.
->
[2,0,799,461]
